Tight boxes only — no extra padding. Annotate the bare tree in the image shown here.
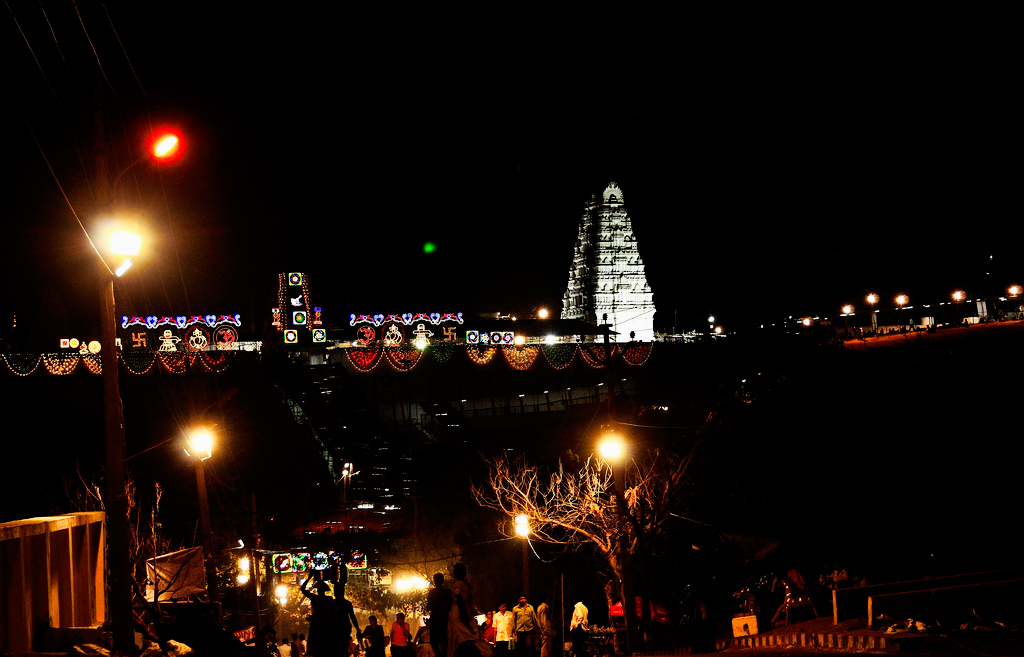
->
[471,444,697,616]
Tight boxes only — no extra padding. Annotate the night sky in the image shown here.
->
[1,5,1021,596]
[3,6,1017,342]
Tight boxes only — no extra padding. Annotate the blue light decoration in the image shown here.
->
[288,273,304,286]
[121,314,242,330]
[349,312,464,327]
[466,331,480,343]
[311,552,330,571]
[312,328,326,343]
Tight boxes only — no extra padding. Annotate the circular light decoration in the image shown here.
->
[284,330,298,344]
[186,327,210,351]
[312,328,326,343]
[311,552,329,571]
[382,323,405,347]
[214,326,238,350]
[87,340,102,354]
[70,338,80,349]
[465,331,479,344]
[288,273,304,286]
[293,311,307,326]
[356,326,376,346]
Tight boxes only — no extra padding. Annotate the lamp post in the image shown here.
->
[185,429,220,604]
[598,432,639,654]
[841,305,853,336]
[896,295,909,329]
[866,294,878,332]
[93,123,186,653]
[514,514,530,597]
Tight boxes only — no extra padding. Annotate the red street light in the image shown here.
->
[146,126,186,164]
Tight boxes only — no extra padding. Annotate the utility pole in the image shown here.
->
[94,71,134,655]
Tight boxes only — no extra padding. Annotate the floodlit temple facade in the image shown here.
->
[562,182,655,342]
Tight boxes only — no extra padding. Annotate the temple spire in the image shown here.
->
[561,182,655,342]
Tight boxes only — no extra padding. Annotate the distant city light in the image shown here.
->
[538,308,549,319]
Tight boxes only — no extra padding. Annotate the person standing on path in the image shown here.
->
[512,595,539,657]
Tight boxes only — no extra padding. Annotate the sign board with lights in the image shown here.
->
[274,272,323,334]
[115,314,245,352]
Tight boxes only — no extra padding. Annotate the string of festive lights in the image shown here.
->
[384,345,423,372]
[158,353,189,374]
[3,354,42,376]
[122,352,156,375]
[578,345,616,368]
[503,345,540,370]
[542,344,577,370]
[465,345,497,365]
[622,343,653,366]
[346,346,383,372]
[82,354,102,374]
[431,341,456,363]
[198,351,231,372]
[42,353,80,375]
[120,314,242,330]
[349,312,464,327]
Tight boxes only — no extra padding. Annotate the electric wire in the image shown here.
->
[5,0,63,106]
[72,0,115,96]
[37,0,80,95]
[14,100,113,276]
[102,4,145,97]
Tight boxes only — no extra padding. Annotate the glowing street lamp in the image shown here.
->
[597,430,638,653]
[895,294,908,307]
[866,294,879,332]
[514,514,530,597]
[538,308,549,319]
[842,305,854,315]
[952,290,965,302]
[185,428,218,602]
[1010,285,1022,298]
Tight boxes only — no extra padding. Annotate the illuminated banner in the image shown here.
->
[117,315,244,352]
[274,272,323,333]
[349,313,464,327]
[466,331,515,345]
[270,550,367,573]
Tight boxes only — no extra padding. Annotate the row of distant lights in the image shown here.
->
[798,286,1023,326]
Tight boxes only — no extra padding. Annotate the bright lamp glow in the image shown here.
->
[598,435,624,460]
[842,305,854,314]
[538,308,549,319]
[275,584,288,598]
[154,135,179,158]
[953,290,965,301]
[186,430,213,461]
[545,335,557,345]
[110,231,142,256]
[394,576,430,592]
[896,295,908,307]
[867,294,878,304]
[114,258,134,277]
[514,514,530,536]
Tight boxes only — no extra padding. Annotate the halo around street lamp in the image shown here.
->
[185,429,213,461]
[598,433,625,460]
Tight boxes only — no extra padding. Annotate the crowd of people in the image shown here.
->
[259,564,591,657]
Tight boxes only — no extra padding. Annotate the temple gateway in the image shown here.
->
[561,182,655,342]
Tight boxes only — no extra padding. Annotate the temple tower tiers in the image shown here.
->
[561,182,655,342]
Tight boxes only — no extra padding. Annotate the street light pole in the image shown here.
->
[187,430,220,605]
[599,435,639,654]
[515,515,530,598]
[100,275,134,654]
